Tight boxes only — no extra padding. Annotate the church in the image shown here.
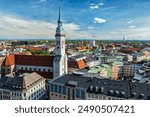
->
[1,4,68,80]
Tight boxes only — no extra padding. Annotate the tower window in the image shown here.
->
[57,47,60,49]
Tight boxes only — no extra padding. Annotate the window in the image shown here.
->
[95,95,98,99]
[63,87,66,95]
[81,90,85,99]
[55,85,58,93]
[76,89,80,98]
[103,96,106,100]
[59,86,62,94]
[99,95,102,99]
[51,84,54,92]
[88,94,91,98]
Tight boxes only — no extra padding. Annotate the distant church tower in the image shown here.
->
[53,2,68,78]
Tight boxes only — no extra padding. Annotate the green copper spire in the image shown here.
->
[56,0,65,36]
[58,0,62,26]
[58,0,61,22]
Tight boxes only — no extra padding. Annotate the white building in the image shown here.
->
[89,40,96,47]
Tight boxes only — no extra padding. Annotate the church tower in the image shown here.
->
[53,1,68,78]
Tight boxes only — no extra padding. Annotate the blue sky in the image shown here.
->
[0,0,150,40]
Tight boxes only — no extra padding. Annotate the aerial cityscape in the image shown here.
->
[0,0,150,100]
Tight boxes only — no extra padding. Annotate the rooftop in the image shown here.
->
[2,54,54,67]
[0,72,45,91]
[50,74,150,99]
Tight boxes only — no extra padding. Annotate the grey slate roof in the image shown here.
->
[51,74,150,99]
[51,74,131,98]
[0,72,45,91]
[131,83,150,100]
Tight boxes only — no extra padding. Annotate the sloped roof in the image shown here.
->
[23,72,44,89]
[2,54,55,67]
[2,54,15,66]
[15,55,54,67]
[0,72,45,90]
[76,60,87,69]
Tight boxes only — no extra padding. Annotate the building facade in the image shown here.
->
[123,62,142,78]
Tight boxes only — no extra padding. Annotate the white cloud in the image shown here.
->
[98,3,104,6]
[127,20,133,24]
[34,0,46,4]
[90,5,99,10]
[0,15,85,39]
[129,25,135,29]
[0,15,150,40]
[94,17,106,23]
[88,26,95,29]
[90,3,104,10]
[96,27,101,29]
[64,23,80,31]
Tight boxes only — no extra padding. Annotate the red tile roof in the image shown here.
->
[24,47,43,51]
[15,55,54,67]
[68,59,86,69]
[127,48,141,51]
[76,60,87,69]
[2,54,15,66]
